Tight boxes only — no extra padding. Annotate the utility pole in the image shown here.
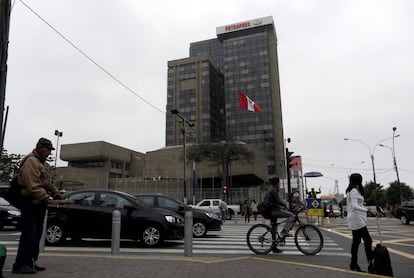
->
[0,0,11,152]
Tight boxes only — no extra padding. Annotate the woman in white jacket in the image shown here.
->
[346,173,373,272]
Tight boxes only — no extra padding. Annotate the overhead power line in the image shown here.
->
[17,0,164,114]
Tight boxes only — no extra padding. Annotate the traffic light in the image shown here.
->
[286,148,295,211]
[286,148,295,169]
[223,185,227,194]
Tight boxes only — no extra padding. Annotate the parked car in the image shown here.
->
[0,197,20,230]
[192,199,240,219]
[394,201,414,225]
[46,190,184,247]
[326,204,341,218]
[135,194,222,237]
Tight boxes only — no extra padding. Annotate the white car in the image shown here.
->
[327,204,341,218]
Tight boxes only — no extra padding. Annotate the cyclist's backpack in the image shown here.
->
[258,192,272,219]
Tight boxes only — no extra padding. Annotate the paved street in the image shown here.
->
[2,218,348,257]
[1,216,413,277]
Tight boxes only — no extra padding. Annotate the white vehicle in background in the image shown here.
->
[192,199,240,220]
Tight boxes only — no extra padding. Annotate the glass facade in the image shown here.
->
[166,57,225,146]
[167,17,285,178]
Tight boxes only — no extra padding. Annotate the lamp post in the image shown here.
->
[392,127,401,188]
[344,135,400,184]
[343,138,376,184]
[54,129,63,180]
[379,127,402,202]
[171,109,194,205]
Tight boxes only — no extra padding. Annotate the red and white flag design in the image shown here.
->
[238,91,262,112]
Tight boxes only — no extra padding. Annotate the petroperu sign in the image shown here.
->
[216,16,273,35]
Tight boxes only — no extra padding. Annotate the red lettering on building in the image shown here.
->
[224,21,251,32]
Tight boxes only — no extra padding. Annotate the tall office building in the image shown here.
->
[166,55,226,145]
[166,16,286,178]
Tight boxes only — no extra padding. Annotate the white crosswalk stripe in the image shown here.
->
[2,222,349,257]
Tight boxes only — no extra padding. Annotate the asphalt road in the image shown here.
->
[1,216,413,277]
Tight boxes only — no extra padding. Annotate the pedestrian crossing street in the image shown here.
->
[2,222,350,257]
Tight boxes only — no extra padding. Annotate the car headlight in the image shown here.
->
[206,212,219,219]
[8,210,20,216]
[165,215,183,223]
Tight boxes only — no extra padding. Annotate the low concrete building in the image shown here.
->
[55,141,268,204]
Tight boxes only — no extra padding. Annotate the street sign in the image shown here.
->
[306,198,324,216]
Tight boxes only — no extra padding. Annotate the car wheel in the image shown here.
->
[46,221,67,245]
[193,221,207,237]
[140,224,164,247]
[400,215,410,225]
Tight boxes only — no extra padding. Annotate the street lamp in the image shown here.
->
[343,138,376,184]
[392,127,401,189]
[171,109,194,204]
[344,135,399,184]
[379,127,402,202]
[54,129,63,179]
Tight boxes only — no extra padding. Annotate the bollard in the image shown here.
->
[184,209,193,257]
[111,210,121,255]
[39,210,48,252]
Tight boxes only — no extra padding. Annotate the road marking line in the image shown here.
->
[320,227,414,260]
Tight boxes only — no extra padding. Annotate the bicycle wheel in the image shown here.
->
[294,224,324,255]
[246,224,274,254]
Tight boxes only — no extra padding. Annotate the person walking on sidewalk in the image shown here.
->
[251,199,258,221]
[13,138,63,274]
[346,173,373,272]
[219,199,227,222]
[242,199,251,223]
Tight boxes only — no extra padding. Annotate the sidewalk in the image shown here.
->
[3,252,375,278]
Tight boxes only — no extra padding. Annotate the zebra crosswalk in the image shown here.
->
[1,222,349,257]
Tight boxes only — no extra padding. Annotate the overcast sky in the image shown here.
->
[4,0,414,195]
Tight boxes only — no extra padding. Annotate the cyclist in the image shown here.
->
[266,177,295,252]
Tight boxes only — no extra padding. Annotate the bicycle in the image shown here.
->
[246,208,324,255]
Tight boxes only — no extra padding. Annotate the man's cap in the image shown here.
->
[36,137,55,150]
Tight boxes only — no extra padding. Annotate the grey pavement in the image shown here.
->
[2,252,384,278]
[1,217,388,277]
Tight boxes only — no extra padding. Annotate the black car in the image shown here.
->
[46,190,184,247]
[0,197,21,230]
[135,194,222,237]
[395,201,414,225]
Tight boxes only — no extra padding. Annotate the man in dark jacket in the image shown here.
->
[13,138,62,274]
[267,177,295,237]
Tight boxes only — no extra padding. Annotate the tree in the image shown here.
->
[187,141,254,190]
[364,181,386,206]
[386,181,413,205]
[0,149,23,181]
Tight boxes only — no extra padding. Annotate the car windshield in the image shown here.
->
[0,197,10,206]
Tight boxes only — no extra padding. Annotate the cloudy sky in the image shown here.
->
[4,0,414,195]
